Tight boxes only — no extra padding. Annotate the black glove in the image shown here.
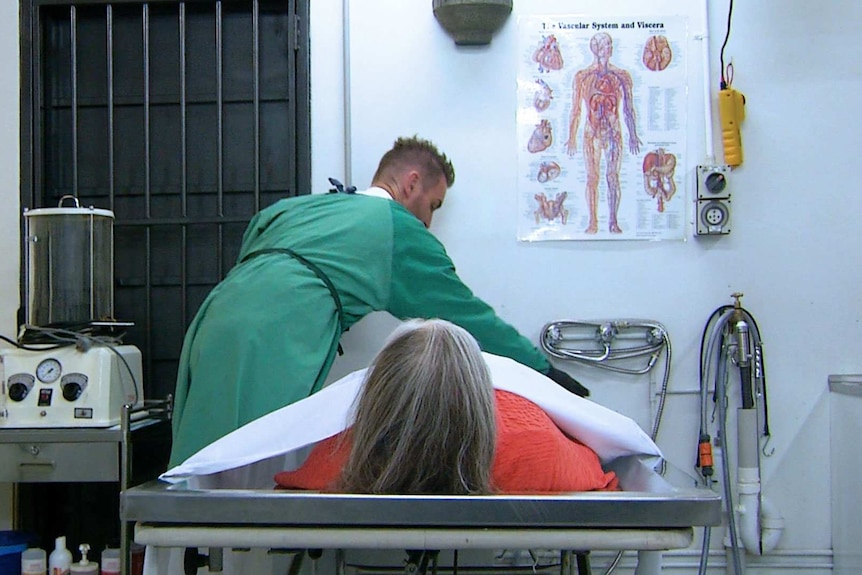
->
[545,366,590,397]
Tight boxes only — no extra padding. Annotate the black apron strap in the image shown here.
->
[240,247,346,355]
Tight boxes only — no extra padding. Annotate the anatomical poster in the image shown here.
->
[517,15,688,241]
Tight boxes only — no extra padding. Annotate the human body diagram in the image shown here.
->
[642,148,677,212]
[566,33,641,234]
[517,17,687,241]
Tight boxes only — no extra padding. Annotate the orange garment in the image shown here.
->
[274,389,619,493]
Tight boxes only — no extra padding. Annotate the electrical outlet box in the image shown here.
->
[697,199,732,235]
[695,165,732,236]
[697,165,731,199]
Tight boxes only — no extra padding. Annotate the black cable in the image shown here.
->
[740,308,767,399]
[719,0,735,89]
[0,333,69,351]
[756,342,771,437]
[740,307,771,439]
[699,306,732,381]
[699,305,732,406]
[696,305,734,478]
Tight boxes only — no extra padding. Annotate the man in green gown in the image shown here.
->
[169,136,588,467]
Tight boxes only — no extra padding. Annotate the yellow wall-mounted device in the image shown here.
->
[718,88,746,167]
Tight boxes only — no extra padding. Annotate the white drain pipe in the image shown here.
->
[736,408,785,557]
[634,550,662,575]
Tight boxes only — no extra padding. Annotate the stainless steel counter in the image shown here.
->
[122,457,719,574]
[122,456,719,546]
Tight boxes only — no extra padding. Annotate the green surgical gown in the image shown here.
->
[169,193,550,466]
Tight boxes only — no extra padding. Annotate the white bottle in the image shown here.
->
[48,536,72,575]
[21,547,47,575]
[99,547,120,575]
[70,544,98,575]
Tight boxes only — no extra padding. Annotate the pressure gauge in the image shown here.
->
[36,358,62,383]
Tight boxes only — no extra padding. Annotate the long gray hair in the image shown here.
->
[339,319,496,494]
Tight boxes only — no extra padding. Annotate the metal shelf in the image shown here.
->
[2,398,172,575]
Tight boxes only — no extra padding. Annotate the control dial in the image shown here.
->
[7,373,36,402]
[704,171,727,194]
[61,373,89,401]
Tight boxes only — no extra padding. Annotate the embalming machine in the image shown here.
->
[0,197,143,428]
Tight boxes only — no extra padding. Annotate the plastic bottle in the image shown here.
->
[99,547,120,575]
[22,547,47,575]
[70,544,98,575]
[129,543,145,575]
[48,536,72,575]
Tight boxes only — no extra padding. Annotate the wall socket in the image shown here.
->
[696,165,732,235]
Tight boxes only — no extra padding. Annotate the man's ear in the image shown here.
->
[403,170,421,198]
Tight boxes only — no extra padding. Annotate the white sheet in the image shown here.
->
[161,353,663,487]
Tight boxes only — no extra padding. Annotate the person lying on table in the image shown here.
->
[275,318,618,494]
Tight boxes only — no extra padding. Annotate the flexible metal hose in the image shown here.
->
[541,320,667,375]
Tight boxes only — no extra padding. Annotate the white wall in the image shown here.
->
[0,1,20,530]
[0,5,21,339]
[1,0,859,571]
[312,0,862,572]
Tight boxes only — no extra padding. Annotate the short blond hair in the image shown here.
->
[372,136,456,189]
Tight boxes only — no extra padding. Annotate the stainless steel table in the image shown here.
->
[122,457,721,574]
